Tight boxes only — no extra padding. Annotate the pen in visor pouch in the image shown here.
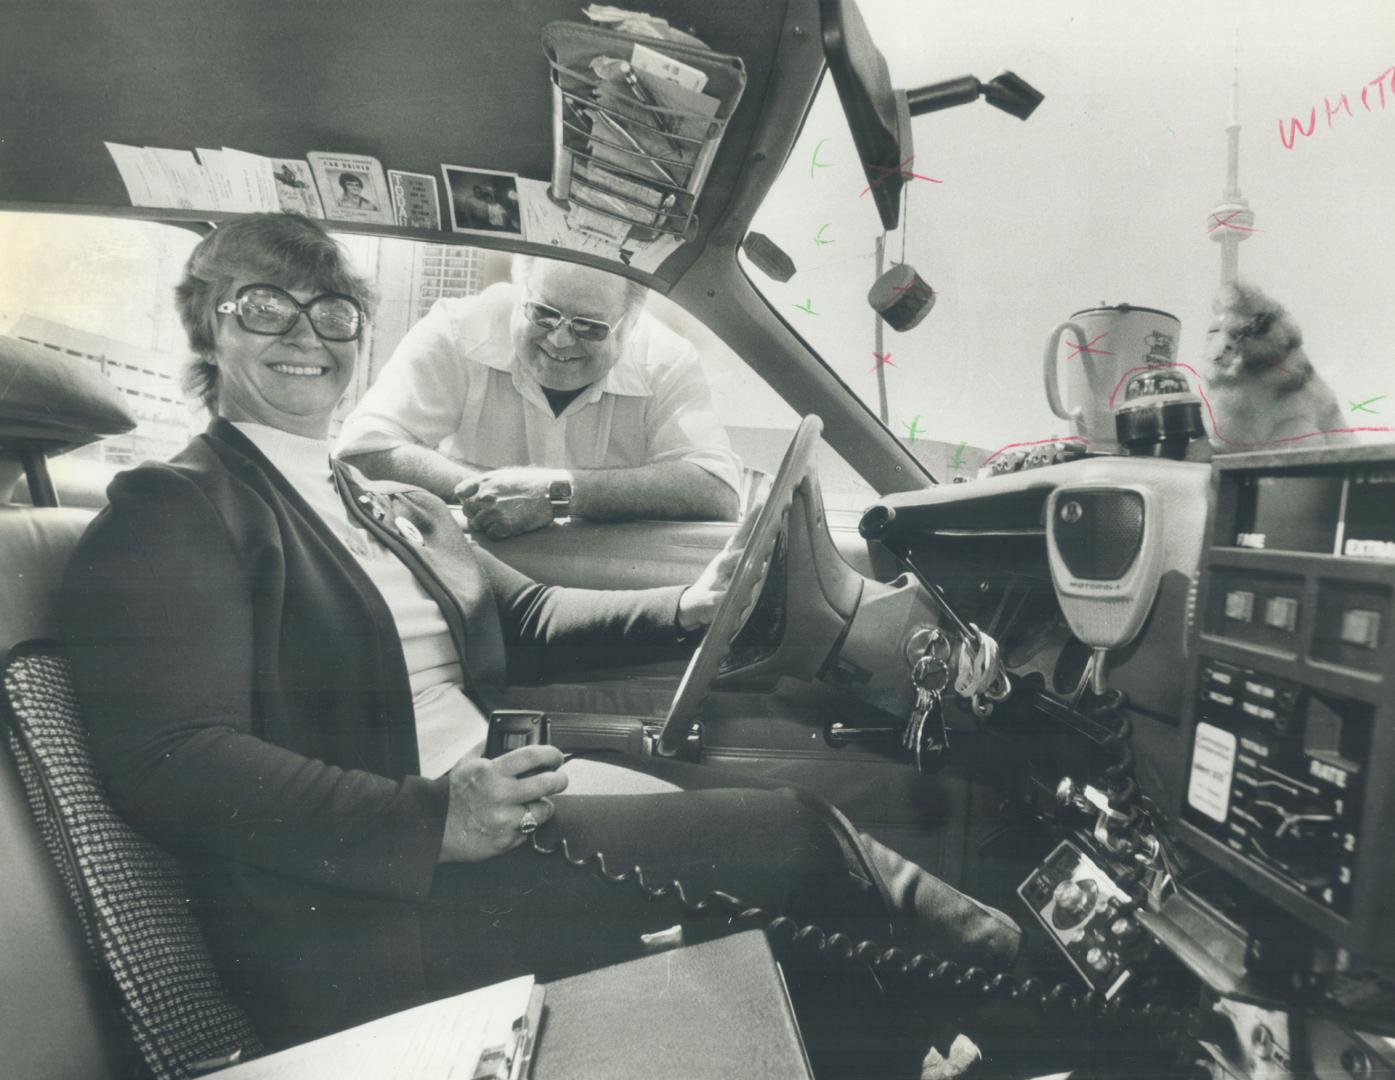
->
[620,65,685,153]
[589,109,679,189]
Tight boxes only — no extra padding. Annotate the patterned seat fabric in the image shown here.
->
[3,641,263,1079]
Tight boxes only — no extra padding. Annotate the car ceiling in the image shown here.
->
[3,0,934,494]
[1,0,818,286]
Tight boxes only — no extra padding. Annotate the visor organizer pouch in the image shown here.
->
[543,21,746,244]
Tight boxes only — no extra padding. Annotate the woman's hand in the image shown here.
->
[675,506,759,632]
[438,746,569,863]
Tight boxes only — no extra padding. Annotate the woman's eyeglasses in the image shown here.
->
[216,284,365,342]
[522,299,624,343]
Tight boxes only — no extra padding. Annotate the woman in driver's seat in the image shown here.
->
[60,213,1019,1049]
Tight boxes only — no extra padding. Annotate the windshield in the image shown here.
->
[742,0,1395,479]
[1,214,854,510]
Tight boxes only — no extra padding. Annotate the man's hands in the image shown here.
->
[438,746,569,863]
[455,467,570,540]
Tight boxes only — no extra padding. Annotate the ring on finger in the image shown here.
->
[518,807,540,835]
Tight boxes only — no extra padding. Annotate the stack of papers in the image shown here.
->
[103,145,403,227]
[105,143,324,217]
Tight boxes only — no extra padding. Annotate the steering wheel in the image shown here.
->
[655,415,824,756]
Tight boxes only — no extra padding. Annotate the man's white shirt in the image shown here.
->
[335,282,741,494]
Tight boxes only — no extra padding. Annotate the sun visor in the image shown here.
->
[0,335,137,453]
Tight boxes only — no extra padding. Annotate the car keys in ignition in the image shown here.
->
[907,652,951,772]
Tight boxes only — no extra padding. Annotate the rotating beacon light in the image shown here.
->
[1115,367,1205,459]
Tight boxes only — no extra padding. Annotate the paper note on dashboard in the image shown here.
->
[147,147,218,211]
[104,142,169,207]
[196,149,239,210]
[221,147,281,212]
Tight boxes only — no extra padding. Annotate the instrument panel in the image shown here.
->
[864,444,1395,971]
[1183,658,1369,918]
[1177,445,1395,965]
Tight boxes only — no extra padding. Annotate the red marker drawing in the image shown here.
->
[1064,333,1114,360]
[859,155,942,197]
[1207,210,1259,235]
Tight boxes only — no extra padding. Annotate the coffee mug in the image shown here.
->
[1043,304,1182,453]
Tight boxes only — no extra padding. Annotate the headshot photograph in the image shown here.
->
[334,170,378,211]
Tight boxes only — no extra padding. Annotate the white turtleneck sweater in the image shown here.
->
[233,422,489,778]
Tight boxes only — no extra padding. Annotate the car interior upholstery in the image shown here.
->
[0,339,138,1080]
[5,1,1395,1078]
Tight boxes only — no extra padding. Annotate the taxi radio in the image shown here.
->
[1176,444,1395,968]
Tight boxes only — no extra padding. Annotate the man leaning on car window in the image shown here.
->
[336,255,741,539]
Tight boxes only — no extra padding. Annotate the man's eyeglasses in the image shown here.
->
[216,284,366,342]
[522,299,624,343]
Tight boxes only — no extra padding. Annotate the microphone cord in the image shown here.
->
[524,829,1183,1034]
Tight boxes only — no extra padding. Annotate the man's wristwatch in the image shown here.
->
[547,477,572,521]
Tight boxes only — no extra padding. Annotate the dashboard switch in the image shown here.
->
[1340,608,1382,649]
[1224,590,1256,622]
[1053,879,1097,919]
[1085,946,1117,974]
[1205,666,1234,686]
[1263,596,1299,631]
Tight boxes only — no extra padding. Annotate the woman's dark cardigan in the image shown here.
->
[59,418,687,1043]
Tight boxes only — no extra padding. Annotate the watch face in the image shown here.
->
[547,479,572,501]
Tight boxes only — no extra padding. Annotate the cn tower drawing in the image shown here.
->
[1207,63,1256,285]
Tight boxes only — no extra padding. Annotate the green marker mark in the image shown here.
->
[1351,395,1386,414]
[949,440,968,469]
[810,138,833,179]
[903,416,924,444]
[795,298,819,316]
[814,223,833,246]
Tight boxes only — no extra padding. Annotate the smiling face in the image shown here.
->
[212,278,359,438]
[509,260,632,391]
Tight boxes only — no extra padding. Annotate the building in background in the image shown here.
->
[330,238,486,435]
[1208,65,1255,286]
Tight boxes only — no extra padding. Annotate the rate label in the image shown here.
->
[1187,722,1237,823]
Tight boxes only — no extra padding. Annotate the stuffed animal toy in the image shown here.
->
[1201,282,1344,450]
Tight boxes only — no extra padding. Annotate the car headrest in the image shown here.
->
[0,508,95,652]
[0,335,136,453]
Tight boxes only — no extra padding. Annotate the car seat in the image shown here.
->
[0,335,261,1078]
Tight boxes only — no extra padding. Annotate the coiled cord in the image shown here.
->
[1091,688,1139,814]
[525,830,1181,1030]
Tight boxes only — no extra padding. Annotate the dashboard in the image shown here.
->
[862,454,1208,805]
[854,446,1395,1079]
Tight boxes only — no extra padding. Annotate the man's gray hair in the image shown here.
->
[511,253,648,312]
